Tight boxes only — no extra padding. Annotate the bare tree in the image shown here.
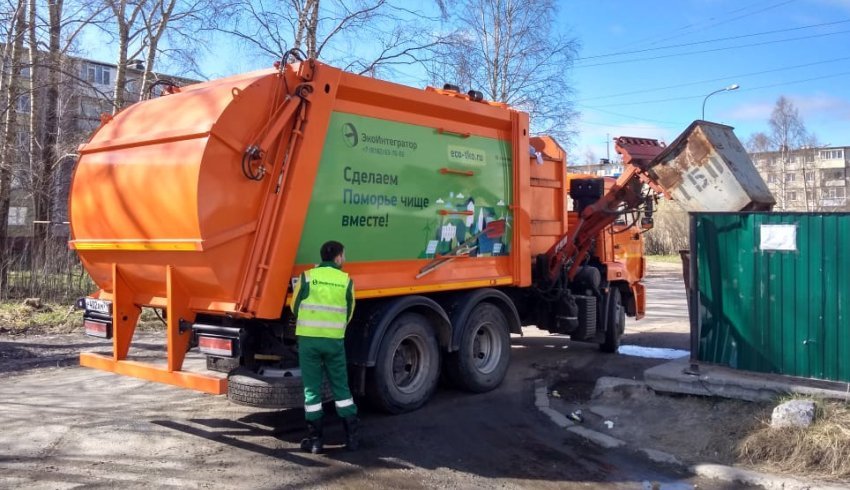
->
[745,132,771,153]
[104,0,149,112]
[137,0,213,99]
[211,0,445,77]
[799,134,824,212]
[0,0,27,291]
[431,0,579,144]
[767,96,808,211]
[583,148,597,165]
[38,0,66,236]
[26,0,51,258]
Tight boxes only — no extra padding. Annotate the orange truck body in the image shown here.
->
[70,59,655,408]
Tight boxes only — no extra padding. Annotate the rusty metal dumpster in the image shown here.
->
[650,121,775,212]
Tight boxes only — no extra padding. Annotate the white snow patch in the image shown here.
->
[617,345,689,360]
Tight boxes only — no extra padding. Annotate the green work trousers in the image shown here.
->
[298,335,357,421]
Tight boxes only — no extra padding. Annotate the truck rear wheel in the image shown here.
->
[445,303,510,392]
[367,312,440,414]
[599,288,625,353]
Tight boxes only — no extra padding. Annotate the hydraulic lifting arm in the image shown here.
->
[542,136,670,285]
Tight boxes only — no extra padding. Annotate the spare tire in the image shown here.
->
[227,368,332,409]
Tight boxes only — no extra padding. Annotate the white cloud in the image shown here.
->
[725,101,775,121]
[726,94,850,123]
[792,94,850,122]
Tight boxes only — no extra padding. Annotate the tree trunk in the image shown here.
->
[40,0,63,233]
[139,0,176,100]
[293,0,317,55]
[28,0,51,269]
[113,22,129,112]
[306,0,319,58]
[110,0,148,113]
[0,0,27,293]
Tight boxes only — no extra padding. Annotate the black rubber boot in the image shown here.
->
[300,419,324,454]
[342,416,360,451]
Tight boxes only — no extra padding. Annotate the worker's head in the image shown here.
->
[321,240,345,266]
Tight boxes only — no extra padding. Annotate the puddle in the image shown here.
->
[642,482,694,490]
[618,345,689,360]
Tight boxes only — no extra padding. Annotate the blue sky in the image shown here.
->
[79,0,849,164]
[565,0,850,163]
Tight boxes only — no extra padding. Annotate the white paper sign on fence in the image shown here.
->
[760,224,797,251]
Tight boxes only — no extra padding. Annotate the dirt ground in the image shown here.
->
[0,259,842,488]
[544,261,774,469]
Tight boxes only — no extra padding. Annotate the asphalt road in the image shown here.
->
[0,262,735,489]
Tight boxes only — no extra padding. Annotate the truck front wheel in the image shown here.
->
[445,303,511,392]
[367,312,440,414]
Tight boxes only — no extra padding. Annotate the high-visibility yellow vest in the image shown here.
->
[295,266,351,339]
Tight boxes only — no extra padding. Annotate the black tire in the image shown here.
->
[227,368,332,409]
[445,303,511,393]
[367,312,440,414]
[206,355,240,373]
[600,287,625,353]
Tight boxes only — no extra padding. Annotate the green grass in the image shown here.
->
[0,300,167,336]
[0,300,82,335]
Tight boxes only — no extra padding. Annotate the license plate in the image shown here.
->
[84,298,112,315]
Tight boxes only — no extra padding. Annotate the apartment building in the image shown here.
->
[6,55,198,243]
[751,146,849,211]
[568,159,624,177]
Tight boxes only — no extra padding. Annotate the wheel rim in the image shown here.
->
[391,334,429,394]
[471,321,502,374]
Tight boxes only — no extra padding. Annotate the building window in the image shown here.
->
[83,63,112,86]
[767,174,778,183]
[805,171,815,182]
[820,149,844,160]
[15,94,30,113]
[17,131,28,152]
[804,152,815,163]
[785,172,796,182]
[16,94,29,112]
[822,169,845,181]
[786,191,797,201]
[8,207,27,226]
[824,187,846,199]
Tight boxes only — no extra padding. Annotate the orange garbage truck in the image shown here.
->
[69,56,733,413]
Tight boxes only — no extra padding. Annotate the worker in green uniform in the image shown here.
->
[292,240,358,454]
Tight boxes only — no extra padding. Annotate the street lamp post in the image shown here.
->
[701,84,740,120]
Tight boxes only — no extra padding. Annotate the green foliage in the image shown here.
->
[0,301,82,335]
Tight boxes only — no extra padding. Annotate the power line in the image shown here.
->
[643,0,798,47]
[579,106,683,127]
[627,0,796,48]
[576,19,850,61]
[574,29,850,69]
[582,71,850,109]
[738,70,850,91]
[576,56,850,102]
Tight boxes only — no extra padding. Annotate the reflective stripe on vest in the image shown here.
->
[296,267,350,339]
